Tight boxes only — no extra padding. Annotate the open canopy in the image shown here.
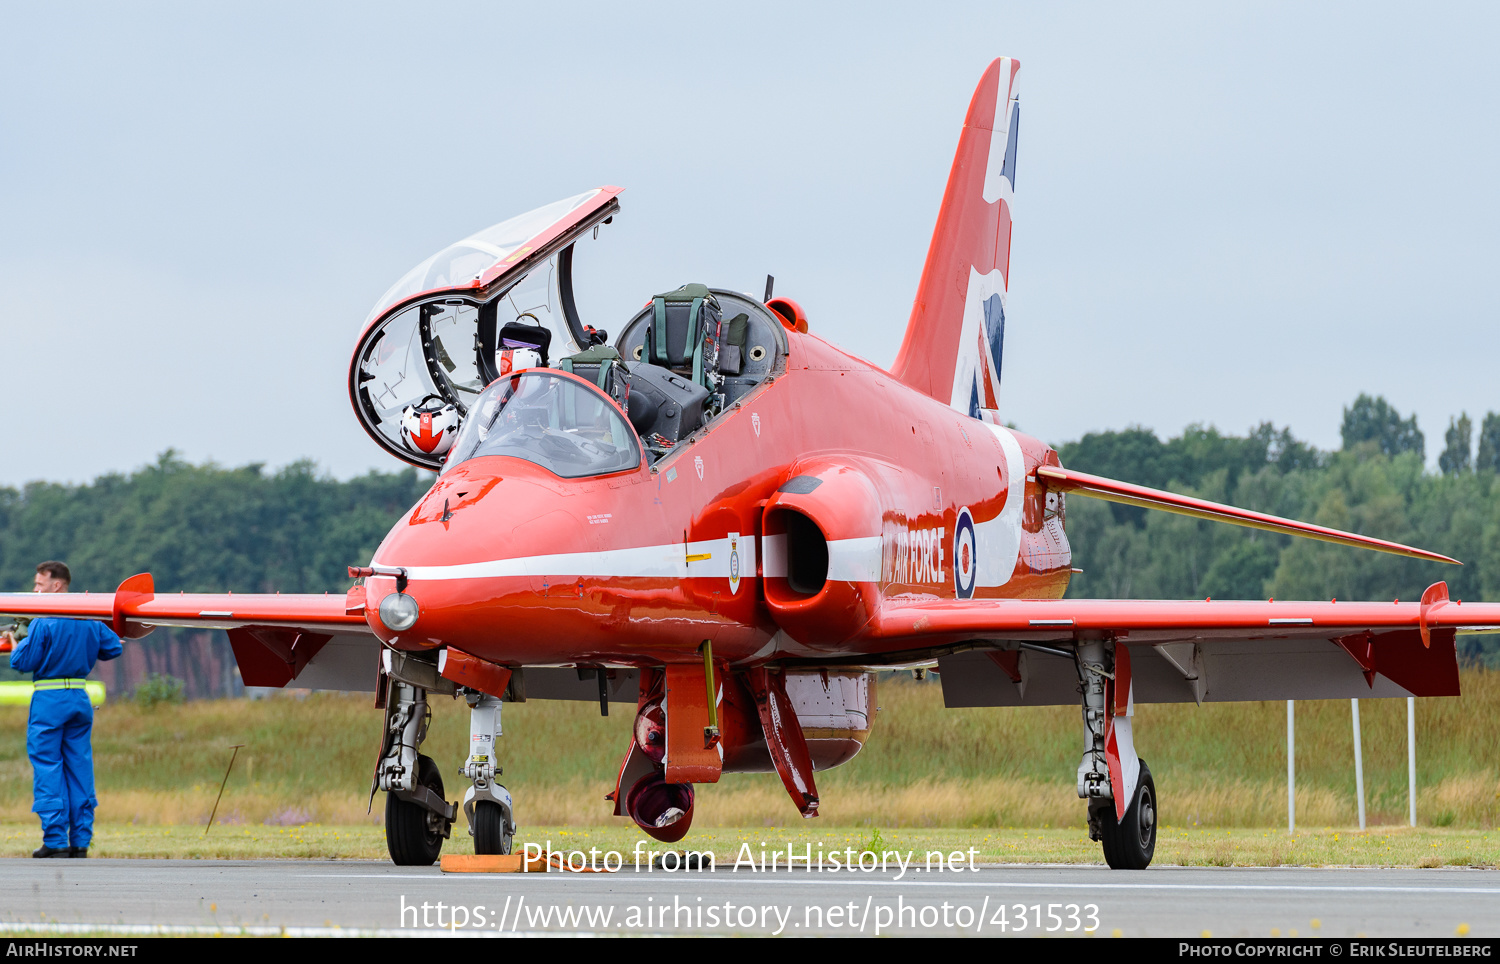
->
[349,188,622,470]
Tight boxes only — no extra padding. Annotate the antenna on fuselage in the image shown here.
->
[764,275,774,302]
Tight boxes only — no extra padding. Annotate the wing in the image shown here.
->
[0,573,378,691]
[865,581,1499,705]
[1037,464,1459,564]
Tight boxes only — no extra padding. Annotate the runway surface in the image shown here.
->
[0,859,1494,937]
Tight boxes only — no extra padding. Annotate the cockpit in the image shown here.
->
[349,188,791,476]
[442,371,640,479]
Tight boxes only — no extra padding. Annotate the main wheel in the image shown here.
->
[473,800,513,856]
[385,754,447,866]
[1100,759,1156,870]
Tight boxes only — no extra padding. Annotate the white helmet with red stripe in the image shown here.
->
[400,394,460,457]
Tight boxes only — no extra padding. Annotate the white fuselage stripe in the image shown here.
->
[377,534,893,585]
[381,535,760,583]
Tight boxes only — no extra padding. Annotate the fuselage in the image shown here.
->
[362,329,1071,667]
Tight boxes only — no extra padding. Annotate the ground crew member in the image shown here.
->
[5,562,121,858]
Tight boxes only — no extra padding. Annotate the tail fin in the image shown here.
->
[890,58,1019,418]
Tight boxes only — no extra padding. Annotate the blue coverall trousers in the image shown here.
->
[27,689,98,849]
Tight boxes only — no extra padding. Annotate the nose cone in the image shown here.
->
[362,457,595,650]
[391,457,598,553]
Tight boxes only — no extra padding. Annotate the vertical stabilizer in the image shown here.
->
[890,58,1019,417]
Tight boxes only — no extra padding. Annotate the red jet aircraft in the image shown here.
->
[6,59,1498,869]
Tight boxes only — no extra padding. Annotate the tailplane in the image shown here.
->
[890,57,1019,419]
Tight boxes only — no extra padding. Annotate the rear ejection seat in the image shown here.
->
[606,284,788,458]
[644,283,719,390]
[640,283,754,394]
[603,284,724,457]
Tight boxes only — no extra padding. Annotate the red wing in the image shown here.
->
[1038,465,1459,565]
[871,583,1498,705]
[0,574,376,691]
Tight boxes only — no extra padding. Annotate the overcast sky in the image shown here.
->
[3,3,1496,487]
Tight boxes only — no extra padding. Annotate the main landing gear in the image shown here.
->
[376,680,455,865]
[1074,640,1156,870]
[375,656,517,865]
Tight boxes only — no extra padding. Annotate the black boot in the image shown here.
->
[32,845,69,858]
[70,847,88,858]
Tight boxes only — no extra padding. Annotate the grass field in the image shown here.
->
[0,670,1495,856]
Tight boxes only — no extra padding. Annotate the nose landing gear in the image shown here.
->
[460,690,516,855]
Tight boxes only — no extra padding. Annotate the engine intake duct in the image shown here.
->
[762,462,883,647]
[782,510,828,597]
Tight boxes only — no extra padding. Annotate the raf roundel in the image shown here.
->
[954,507,977,599]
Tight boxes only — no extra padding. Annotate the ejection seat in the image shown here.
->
[558,343,622,391]
[643,283,717,389]
[640,284,753,391]
[606,284,788,458]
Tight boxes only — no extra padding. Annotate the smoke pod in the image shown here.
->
[625,772,695,843]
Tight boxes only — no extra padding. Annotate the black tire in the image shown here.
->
[1100,759,1156,870]
[473,800,513,856]
[385,755,447,866]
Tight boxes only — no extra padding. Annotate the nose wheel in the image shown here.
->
[472,799,514,855]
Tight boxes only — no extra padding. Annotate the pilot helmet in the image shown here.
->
[497,347,542,375]
[400,394,461,457]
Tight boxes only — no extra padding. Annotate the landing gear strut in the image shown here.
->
[1075,640,1155,870]
[375,679,456,865]
[460,689,515,855]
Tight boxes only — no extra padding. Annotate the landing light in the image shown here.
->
[379,592,420,632]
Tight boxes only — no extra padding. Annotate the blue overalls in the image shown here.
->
[9,618,122,849]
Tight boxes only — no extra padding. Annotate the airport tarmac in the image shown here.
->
[0,859,1495,937]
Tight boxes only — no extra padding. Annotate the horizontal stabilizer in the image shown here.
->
[1036,465,1459,566]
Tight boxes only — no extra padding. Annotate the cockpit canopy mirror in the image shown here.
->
[349,187,622,470]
